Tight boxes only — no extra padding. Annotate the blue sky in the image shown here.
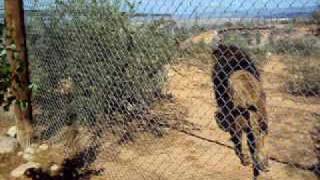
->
[0,0,318,16]
[130,0,319,14]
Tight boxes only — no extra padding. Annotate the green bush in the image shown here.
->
[28,0,177,133]
[0,28,12,110]
[272,36,320,56]
[223,32,250,49]
[222,32,268,67]
[255,31,262,45]
[312,9,320,24]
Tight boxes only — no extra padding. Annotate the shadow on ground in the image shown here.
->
[25,143,104,180]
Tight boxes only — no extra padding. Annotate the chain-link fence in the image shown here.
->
[5,0,320,179]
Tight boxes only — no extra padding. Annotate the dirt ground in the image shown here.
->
[0,54,319,180]
[90,54,320,180]
[0,33,319,179]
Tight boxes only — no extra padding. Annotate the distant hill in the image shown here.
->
[258,6,319,18]
[175,5,319,19]
[0,5,317,23]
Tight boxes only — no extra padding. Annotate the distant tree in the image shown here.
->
[224,22,233,28]
[313,11,320,24]
[255,31,261,45]
[312,6,320,36]
[312,6,320,24]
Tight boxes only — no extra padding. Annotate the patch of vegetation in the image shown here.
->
[0,28,12,110]
[312,8,320,25]
[286,56,320,96]
[28,0,177,139]
[173,26,215,69]
[272,36,320,56]
[178,42,213,64]
[222,32,269,67]
[223,32,250,48]
[255,31,262,45]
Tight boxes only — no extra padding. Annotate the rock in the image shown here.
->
[0,136,19,154]
[24,147,35,154]
[50,164,60,175]
[266,52,272,58]
[17,151,23,156]
[22,153,34,161]
[10,162,40,178]
[6,126,17,138]
[23,145,37,161]
[38,144,49,151]
[32,143,39,147]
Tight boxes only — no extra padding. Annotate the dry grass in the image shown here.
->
[285,55,320,96]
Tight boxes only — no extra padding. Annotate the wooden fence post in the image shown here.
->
[5,0,33,148]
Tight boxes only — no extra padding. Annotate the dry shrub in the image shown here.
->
[286,56,320,96]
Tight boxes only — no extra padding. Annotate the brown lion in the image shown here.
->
[212,44,269,177]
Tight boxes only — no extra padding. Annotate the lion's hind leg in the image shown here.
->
[247,112,269,173]
[230,117,251,166]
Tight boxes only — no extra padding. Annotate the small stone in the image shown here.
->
[6,126,17,138]
[0,136,18,154]
[17,151,23,156]
[38,144,49,151]
[23,153,34,161]
[266,52,272,57]
[10,162,40,178]
[24,147,35,154]
[162,127,170,134]
[31,143,39,149]
[50,164,60,174]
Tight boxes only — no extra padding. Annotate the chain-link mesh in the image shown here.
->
[19,0,320,179]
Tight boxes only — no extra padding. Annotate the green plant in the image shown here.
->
[255,31,261,45]
[223,32,250,49]
[0,29,12,111]
[285,23,295,34]
[312,8,320,24]
[28,0,177,136]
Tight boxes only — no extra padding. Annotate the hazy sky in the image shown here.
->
[0,0,318,14]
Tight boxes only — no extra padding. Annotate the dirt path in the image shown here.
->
[1,55,317,179]
[95,56,319,180]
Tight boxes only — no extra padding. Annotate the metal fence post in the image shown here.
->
[5,0,33,148]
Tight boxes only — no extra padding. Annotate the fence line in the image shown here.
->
[0,0,319,179]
